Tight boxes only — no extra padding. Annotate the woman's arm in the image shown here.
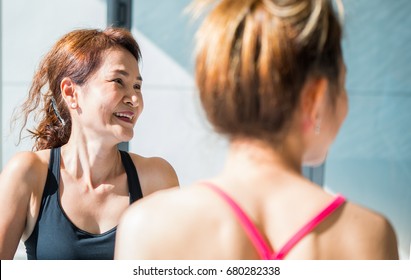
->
[0,152,44,259]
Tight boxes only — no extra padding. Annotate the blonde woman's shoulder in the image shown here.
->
[115,185,201,259]
[115,183,234,259]
[334,201,399,259]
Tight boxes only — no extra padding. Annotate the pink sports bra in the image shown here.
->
[203,182,346,260]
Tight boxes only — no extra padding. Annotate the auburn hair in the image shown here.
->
[14,27,141,150]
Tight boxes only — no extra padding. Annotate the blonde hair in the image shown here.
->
[192,0,343,141]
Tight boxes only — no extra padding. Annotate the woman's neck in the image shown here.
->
[221,135,304,184]
[61,137,122,188]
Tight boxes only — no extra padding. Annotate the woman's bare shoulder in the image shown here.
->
[1,150,49,181]
[0,150,50,207]
[0,149,51,252]
[121,184,216,231]
[334,201,398,259]
[127,152,179,195]
[115,184,222,259]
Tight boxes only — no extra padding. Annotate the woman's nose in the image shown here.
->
[124,92,139,107]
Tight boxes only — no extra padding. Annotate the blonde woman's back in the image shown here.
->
[116,165,398,260]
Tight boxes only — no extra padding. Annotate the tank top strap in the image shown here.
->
[273,195,346,260]
[203,182,274,260]
[46,147,61,193]
[119,150,143,203]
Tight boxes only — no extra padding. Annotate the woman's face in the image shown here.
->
[303,64,348,166]
[74,47,143,144]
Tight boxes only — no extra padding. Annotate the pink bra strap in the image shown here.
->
[273,195,346,260]
[203,182,273,260]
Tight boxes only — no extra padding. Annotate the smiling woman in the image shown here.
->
[0,27,179,260]
[67,45,144,142]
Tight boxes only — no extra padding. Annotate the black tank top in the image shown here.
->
[24,147,143,259]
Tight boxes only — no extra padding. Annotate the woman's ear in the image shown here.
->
[300,77,328,133]
[61,77,78,109]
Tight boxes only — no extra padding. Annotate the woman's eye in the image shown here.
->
[113,78,123,85]
[133,84,141,90]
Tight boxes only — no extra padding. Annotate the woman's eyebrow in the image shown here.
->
[110,69,143,81]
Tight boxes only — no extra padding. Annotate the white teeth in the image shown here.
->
[114,113,133,120]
